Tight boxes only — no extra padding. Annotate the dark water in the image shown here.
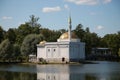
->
[0,61,120,80]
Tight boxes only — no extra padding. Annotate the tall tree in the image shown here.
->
[12,44,21,59]
[16,15,41,44]
[28,15,41,28]
[103,34,120,55]
[0,26,5,43]
[0,39,13,59]
[82,32,100,55]
[40,28,61,42]
[118,48,120,57]
[28,15,41,34]
[5,28,16,43]
[21,34,44,56]
[85,27,90,33]
[16,23,31,44]
[74,24,85,41]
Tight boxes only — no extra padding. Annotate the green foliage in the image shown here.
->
[85,27,90,33]
[4,28,16,43]
[16,15,41,45]
[118,48,120,57]
[82,32,100,54]
[74,25,100,54]
[0,39,13,59]
[0,26,5,43]
[40,28,61,42]
[74,24,85,41]
[13,44,21,58]
[21,34,44,56]
[103,33,120,55]
[28,15,41,28]
[16,23,32,44]
[59,29,67,34]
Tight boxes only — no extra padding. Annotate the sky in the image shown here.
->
[0,0,120,37]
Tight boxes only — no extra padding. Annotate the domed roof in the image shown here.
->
[59,32,78,39]
[39,40,46,45]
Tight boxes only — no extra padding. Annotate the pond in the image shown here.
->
[0,61,120,80]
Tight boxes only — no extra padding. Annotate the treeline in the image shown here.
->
[0,15,120,62]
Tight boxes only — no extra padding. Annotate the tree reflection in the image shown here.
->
[85,74,97,80]
[0,71,36,80]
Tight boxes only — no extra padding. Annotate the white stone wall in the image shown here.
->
[37,41,85,62]
[37,43,70,62]
[69,42,85,61]
[80,43,85,59]
[37,46,46,59]
[59,45,69,62]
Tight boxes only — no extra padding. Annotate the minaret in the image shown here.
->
[68,15,72,41]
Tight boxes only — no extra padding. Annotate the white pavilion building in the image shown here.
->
[37,16,85,63]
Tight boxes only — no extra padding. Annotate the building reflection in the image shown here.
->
[36,64,120,80]
[37,72,69,80]
[36,64,85,80]
[36,65,70,80]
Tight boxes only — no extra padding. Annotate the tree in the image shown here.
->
[90,33,100,47]
[16,23,31,44]
[118,48,120,57]
[0,26,5,43]
[99,38,107,47]
[5,28,16,43]
[12,44,21,59]
[40,28,61,42]
[103,34,120,55]
[73,24,101,55]
[74,24,85,41]
[0,39,13,60]
[16,15,41,44]
[85,27,90,33]
[28,15,41,28]
[59,29,67,34]
[81,31,100,55]
[21,34,44,56]
[28,15,41,34]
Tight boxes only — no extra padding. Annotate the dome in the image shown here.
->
[59,32,78,39]
[39,40,46,45]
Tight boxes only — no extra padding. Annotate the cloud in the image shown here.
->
[96,25,104,30]
[102,0,112,4]
[42,6,61,13]
[65,0,112,5]
[65,0,98,5]
[2,16,13,20]
[64,4,70,10]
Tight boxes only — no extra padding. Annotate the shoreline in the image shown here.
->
[0,60,98,65]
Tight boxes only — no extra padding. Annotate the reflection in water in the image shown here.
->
[36,63,120,80]
[36,65,70,80]
[0,62,120,80]
[0,71,36,80]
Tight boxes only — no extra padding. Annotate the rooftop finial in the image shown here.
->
[68,11,72,41]
[68,12,71,24]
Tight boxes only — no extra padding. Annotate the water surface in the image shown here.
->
[0,61,120,80]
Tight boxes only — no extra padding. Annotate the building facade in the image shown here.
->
[37,16,85,63]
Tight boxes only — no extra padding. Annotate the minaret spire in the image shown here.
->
[68,13,72,41]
